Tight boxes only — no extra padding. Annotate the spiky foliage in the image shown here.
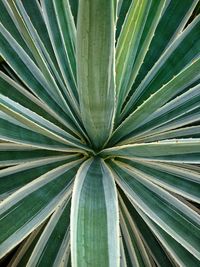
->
[0,0,200,266]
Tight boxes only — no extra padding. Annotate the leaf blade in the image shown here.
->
[71,157,120,267]
[77,0,115,149]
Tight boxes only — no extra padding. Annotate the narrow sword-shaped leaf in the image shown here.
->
[0,143,69,167]
[19,0,61,71]
[101,139,200,164]
[7,223,46,267]
[116,0,166,115]
[122,15,200,118]
[0,0,35,61]
[0,154,82,196]
[41,0,78,104]
[118,158,200,203]
[110,160,200,260]
[76,0,115,149]
[13,0,80,119]
[135,207,200,267]
[69,0,79,25]
[0,112,82,152]
[3,0,72,116]
[109,58,200,145]
[118,81,200,144]
[53,0,76,79]
[127,126,200,144]
[116,0,132,40]
[129,106,200,145]
[0,95,90,151]
[118,194,173,267]
[26,198,71,267]
[0,72,61,129]
[130,0,199,97]
[0,23,80,135]
[0,72,83,140]
[71,157,120,267]
[116,0,152,113]
[119,201,152,267]
[0,159,83,258]
[132,83,200,137]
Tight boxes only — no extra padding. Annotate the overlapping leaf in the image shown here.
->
[0,0,199,266]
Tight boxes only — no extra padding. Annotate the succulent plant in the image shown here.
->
[0,0,200,266]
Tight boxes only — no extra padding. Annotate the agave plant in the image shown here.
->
[0,0,200,266]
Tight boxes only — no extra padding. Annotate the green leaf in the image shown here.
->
[119,198,152,267]
[101,139,200,164]
[7,222,46,267]
[0,0,200,265]
[53,0,76,78]
[110,160,200,260]
[0,143,69,167]
[131,126,200,144]
[10,0,84,135]
[109,58,200,145]
[7,0,74,118]
[0,158,83,258]
[0,94,90,151]
[41,0,78,104]
[119,193,173,267]
[120,81,200,144]
[132,106,200,144]
[0,112,82,152]
[130,0,199,99]
[0,0,35,61]
[116,0,166,115]
[122,15,200,118]
[0,154,81,197]
[116,0,132,40]
[71,157,120,267]
[76,0,115,149]
[136,207,200,267]
[69,0,79,25]
[0,23,80,135]
[118,158,200,203]
[19,0,61,72]
[0,72,71,133]
[26,198,71,267]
